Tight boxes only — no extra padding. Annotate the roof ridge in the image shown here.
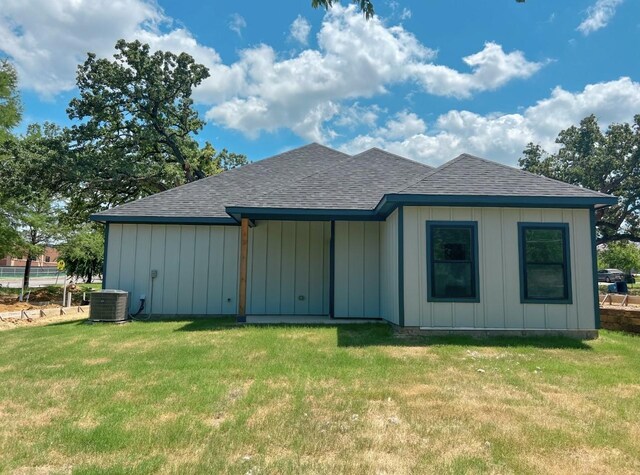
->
[395,154,468,193]
[94,143,349,216]
[229,147,353,205]
[352,147,434,170]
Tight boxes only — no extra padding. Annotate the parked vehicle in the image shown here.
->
[598,269,625,283]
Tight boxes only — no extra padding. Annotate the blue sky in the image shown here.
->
[2,0,639,165]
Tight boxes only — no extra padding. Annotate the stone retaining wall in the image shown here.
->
[600,307,640,334]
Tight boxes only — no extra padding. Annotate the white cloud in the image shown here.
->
[338,78,640,166]
[0,0,220,97]
[205,6,543,141]
[228,13,246,38]
[577,0,624,35]
[0,2,545,142]
[289,15,311,45]
[409,42,544,98]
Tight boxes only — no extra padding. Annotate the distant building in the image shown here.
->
[0,247,59,267]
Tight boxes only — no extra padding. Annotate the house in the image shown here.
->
[0,247,59,267]
[91,143,617,337]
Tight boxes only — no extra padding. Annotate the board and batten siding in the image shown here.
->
[105,224,239,315]
[379,209,400,324]
[334,221,381,318]
[402,206,595,330]
[246,221,330,315]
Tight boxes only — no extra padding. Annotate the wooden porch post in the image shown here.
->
[238,217,249,318]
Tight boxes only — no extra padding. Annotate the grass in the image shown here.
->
[1,319,639,474]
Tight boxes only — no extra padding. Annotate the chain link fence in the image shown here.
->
[0,266,66,280]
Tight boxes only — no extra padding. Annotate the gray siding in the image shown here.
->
[402,207,595,330]
[334,221,380,318]
[105,224,239,315]
[246,221,330,315]
[379,209,399,324]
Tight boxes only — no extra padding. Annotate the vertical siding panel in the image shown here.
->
[323,222,330,314]
[265,221,283,314]
[483,209,505,328]
[192,226,210,314]
[364,222,380,317]
[573,209,595,328]
[119,225,138,312]
[402,207,420,326]
[334,222,348,316]
[250,222,268,314]
[207,227,224,314]
[177,226,195,314]
[503,209,523,328]
[348,222,365,317]
[280,221,296,314]
[133,224,152,313]
[308,221,325,314]
[419,207,430,327]
[162,225,180,315]
[105,224,123,289]
[295,222,310,314]
[222,227,239,315]
[149,225,166,314]
[564,210,579,329]
[473,208,485,328]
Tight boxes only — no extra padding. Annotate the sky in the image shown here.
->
[0,0,639,166]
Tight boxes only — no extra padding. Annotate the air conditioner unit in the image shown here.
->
[89,290,129,322]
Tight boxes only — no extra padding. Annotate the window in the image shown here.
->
[518,223,572,304]
[426,221,479,302]
[45,256,51,263]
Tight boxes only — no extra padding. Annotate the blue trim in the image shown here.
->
[425,221,480,303]
[226,207,381,222]
[101,223,109,290]
[329,220,335,318]
[590,208,600,329]
[375,194,617,218]
[398,206,405,327]
[90,215,238,225]
[517,222,573,305]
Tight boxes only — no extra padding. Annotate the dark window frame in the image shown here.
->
[518,222,572,304]
[426,221,480,303]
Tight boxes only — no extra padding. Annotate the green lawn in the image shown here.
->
[1,319,639,474]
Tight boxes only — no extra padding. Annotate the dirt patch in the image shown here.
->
[0,313,84,332]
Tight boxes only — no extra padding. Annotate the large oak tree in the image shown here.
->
[519,115,640,245]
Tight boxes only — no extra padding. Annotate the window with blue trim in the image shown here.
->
[426,221,479,302]
[518,223,572,303]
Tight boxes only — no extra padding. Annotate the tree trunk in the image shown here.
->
[86,272,92,284]
[22,257,32,291]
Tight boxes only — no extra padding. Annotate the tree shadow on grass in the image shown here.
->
[169,317,593,350]
[50,315,593,350]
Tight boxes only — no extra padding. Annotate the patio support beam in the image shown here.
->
[238,217,249,319]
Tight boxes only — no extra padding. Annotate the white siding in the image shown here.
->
[379,210,399,324]
[246,220,330,315]
[105,224,239,315]
[402,207,596,330]
[334,221,380,318]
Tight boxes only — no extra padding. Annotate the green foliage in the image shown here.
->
[519,115,640,245]
[598,242,640,273]
[59,226,104,283]
[310,0,525,18]
[0,60,21,143]
[62,39,247,221]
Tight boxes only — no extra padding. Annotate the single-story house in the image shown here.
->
[91,143,617,337]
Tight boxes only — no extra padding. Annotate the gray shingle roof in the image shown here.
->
[92,143,350,219]
[232,147,433,210]
[92,146,616,222]
[399,153,615,200]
